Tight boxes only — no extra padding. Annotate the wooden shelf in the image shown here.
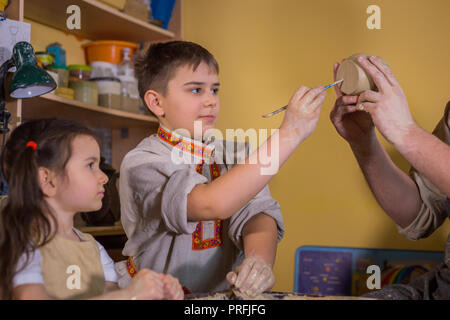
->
[79,224,125,236]
[24,0,175,42]
[21,93,159,129]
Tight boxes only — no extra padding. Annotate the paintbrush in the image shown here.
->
[262,79,344,118]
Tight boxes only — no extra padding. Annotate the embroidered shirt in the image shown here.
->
[118,125,284,293]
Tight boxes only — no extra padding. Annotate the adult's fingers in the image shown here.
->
[358,90,381,104]
[357,101,376,113]
[368,55,399,87]
[340,104,360,115]
[356,55,391,93]
[336,95,359,107]
[330,103,358,123]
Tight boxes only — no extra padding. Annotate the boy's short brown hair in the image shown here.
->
[134,41,219,116]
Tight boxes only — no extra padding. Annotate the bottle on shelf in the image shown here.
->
[117,48,141,114]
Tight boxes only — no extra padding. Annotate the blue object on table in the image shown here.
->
[151,0,176,30]
[294,245,444,296]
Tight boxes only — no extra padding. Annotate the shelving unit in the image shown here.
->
[4,0,183,252]
[24,0,177,42]
[22,93,159,129]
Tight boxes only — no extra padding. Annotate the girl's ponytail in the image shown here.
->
[0,141,55,299]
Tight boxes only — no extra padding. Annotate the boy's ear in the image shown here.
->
[144,90,165,117]
[37,167,57,197]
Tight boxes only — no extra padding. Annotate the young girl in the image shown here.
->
[0,118,184,300]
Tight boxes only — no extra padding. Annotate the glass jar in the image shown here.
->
[69,80,98,106]
[48,65,70,87]
[90,77,121,109]
[68,64,92,81]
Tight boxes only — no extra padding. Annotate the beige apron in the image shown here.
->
[39,230,105,299]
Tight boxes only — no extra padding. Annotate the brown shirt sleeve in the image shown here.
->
[397,101,450,240]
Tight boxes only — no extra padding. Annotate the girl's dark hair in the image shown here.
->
[0,118,99,299]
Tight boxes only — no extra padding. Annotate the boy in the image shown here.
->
[116,41,327,296]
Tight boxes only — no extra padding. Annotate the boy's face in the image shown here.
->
[158,62,220,139]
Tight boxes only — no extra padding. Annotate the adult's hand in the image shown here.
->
[330,61,375,148]
[355,55,416,147]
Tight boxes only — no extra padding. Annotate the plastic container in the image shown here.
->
[117,48,134,76]
[151,0,176,29]
[118,75,139,98]
[46,43,66,67]
[99,94,122,110]
[69,80,98,105]
[46,70,59,87]
[118,48,140,97]
[90,61,117,78]
[116,48,141,113]
[69,65,92,81]
[35,52,55,68]
[121,96,141,113]
[82,41,138,65]
[123,0,150,22]
[48,65,69,87]
[90,77,121,95]
[54,87,74,100]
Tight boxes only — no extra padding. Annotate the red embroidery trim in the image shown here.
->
[126,257,137,278]
[157,126,214,160]
[192,219,223,251]
[158,126,223,251]
[193,162,223,250]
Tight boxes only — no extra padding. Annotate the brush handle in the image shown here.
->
[262,105,287,118]
[262,79,343,118]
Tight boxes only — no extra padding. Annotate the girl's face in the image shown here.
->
[54,135,108,214]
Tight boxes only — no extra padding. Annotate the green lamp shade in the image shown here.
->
[9,42,56,99]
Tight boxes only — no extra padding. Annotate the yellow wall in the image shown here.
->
[183,0,450,291]
[27,0,450,293]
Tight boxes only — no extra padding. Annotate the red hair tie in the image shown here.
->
[26,141,37,151]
